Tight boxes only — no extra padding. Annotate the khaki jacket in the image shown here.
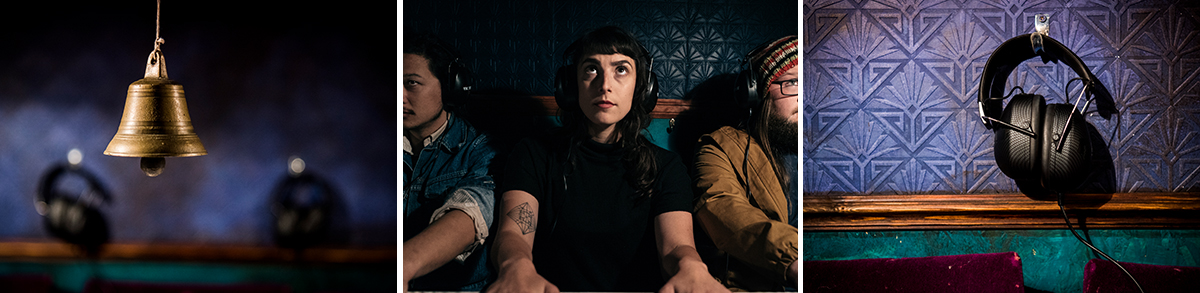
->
[693,126,797,291]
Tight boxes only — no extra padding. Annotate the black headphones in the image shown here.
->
[978,33,1116,194]
[554,40,658,113]
[36,164,111,253]
[735,65,761,118]
[271,172,336,249]
[735,42,773,118]
[441,57,473,109]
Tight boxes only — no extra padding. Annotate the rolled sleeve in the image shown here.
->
[430,186,493,262]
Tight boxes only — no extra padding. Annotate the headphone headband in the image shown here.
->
[978,33,1115,129]
[38,164,112,204]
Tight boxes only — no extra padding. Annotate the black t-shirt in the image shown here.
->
[502,136,694,291]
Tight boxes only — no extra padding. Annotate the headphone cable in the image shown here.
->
[1057,192,1144,293]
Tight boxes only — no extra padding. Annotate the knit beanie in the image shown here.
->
[749,35,798,98]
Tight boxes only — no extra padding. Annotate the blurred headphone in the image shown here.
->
[271,172,335,249]
[554,39,658,113]
[978,33,1116,194]
[36,164,111,252]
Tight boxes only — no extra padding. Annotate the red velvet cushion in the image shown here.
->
[1083,259,1200,293]
[805,252,1024,292]
[0,275,53,293]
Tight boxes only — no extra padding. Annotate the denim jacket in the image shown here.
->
[403,113,496,290]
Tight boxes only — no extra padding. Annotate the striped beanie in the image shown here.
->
[749,35,798,98]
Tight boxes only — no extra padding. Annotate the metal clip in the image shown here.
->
[1031,14,1050,54]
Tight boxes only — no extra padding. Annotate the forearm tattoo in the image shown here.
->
[506,202,537,235]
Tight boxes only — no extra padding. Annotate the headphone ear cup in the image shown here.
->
[994,94,1045,182]
[1041,103,1091,191]
[276,207,297,236]
[1014,178,1055,200]
[555,65,578,112]
[45,197,68,233]
[642,72,658,111]
[46,197,85,238]
[442,61,472,109]
[272,174,334,248]
[63,200,87,236]
[735,69,759,111]
[45,196,108,246]
[302,208,326,235]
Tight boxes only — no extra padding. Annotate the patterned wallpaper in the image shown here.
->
[403,0,799,99]
[804,0,1200,194]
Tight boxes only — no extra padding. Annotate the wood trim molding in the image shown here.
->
[464,94,691,119]
[804,192,1200,231]
[0,241,395,264]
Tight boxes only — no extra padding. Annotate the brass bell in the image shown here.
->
[104,37,206,177]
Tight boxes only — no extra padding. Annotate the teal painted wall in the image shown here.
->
[804,230,1200,293]
[647,119,675,151]
[0,261,394,293]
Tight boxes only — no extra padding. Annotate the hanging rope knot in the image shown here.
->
[145,0,168,79]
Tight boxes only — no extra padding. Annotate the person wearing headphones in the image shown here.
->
[692,35,799,291]
[486,26,728,292]
[402,33,496,291]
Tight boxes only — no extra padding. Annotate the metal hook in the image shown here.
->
[1031,14,1050,54]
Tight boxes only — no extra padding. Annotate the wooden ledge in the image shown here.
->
[464,94,691,119]
[804,192,1200,231]
[0,241,395,264]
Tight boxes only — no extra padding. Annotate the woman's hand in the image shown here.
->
[484,259,559,293]
[658,263,729,293]
[654,211,731,293]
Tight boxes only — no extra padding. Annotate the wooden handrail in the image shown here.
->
[463,94,692,119]
[804,192,1200,231]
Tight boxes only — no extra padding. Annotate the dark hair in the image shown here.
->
[749,94,789,189]
[560,26,658,198]
[403,32,460,110]
[746,36,797,189]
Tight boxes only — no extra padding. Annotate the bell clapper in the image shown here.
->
[140,157,166,177]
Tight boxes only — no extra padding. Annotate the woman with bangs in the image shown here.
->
[486,26,728,293]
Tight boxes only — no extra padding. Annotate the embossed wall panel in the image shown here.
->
[805,0,1200,194]
[405,0,799,99]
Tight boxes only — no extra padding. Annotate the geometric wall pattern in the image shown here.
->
[804,0,1200,194]
[404,0,798,99]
